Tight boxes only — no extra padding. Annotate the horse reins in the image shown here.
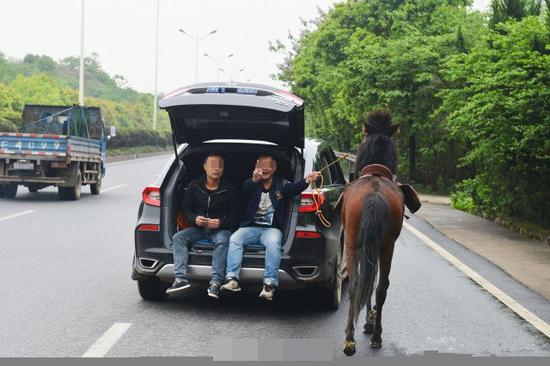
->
[308,151,354,228]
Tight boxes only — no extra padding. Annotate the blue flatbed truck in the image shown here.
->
[0,105,115,200]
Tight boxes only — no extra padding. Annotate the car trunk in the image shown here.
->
[160,143,304,251]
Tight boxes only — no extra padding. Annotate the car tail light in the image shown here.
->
[142,185,161,207]
[295,231,322,239]
[298,192,325,213]
[137,224,160,231]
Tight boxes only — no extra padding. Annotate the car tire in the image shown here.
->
[28,185,39,193]
[58,171,82,201]
[316,247,343,311]
[4,183,18,199]
[90,174,101,195]
[138,278,169,301]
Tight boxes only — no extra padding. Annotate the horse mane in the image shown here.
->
[355,110,398,175]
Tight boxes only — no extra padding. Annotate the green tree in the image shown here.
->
[438,17,550,226]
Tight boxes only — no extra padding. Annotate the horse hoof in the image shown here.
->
[370,340,382,349]
[367,309,377,321]
[363,323,374,334]
[343,341,356,356]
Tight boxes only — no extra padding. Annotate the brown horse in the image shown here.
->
[341,110,404,355]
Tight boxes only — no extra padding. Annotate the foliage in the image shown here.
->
[274,1,549,227]
[0,52,171,138]
[438,17,550,226]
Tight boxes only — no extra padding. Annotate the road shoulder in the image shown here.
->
[416,196,550,301]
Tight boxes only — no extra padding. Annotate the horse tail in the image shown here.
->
[351,191,389,323]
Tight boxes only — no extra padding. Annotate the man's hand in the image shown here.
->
[207,218,221,229]
[252,167,263,183]
[196,216,208,227]
[306,171,322,184]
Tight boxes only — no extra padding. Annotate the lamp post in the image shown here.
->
[152,0,161,130]
[203,53,233,81]
[219,68,245,82]
[178,29,217,83]
[79,0,85,106]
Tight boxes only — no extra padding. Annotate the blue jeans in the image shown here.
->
[226,226,283,286]
[172,226,231,285]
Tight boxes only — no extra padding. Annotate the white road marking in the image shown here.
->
[403,221,550,339]
[102,184,127,193]
[82,322,132,357]
[0,210,35,223]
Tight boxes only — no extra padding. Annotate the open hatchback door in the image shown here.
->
[159,83,305,150]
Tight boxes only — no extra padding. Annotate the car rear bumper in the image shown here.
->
[132,248,326,290]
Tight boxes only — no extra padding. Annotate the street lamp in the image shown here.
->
[178,29,217,83]
[152,0,162,130]
[203,52,233,81]
[79,0,85,106]
[219,68,245,82]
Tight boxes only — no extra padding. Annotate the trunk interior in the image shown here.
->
[161,143,304,251]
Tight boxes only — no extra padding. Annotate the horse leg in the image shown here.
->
[370,243,394,349]
[343,246,357,356]
[343,285,357,356]
[364,295,374,334]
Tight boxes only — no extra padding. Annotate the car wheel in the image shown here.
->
[4,183,18,199]
[138,278,169,301]
[90,174,101,195]
[28,185,39,193]
[315,247,343,311]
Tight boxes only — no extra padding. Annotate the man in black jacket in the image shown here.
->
[221,155,321,300]
[166,154,239,299]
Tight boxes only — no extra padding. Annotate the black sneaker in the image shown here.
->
[259,283,276,301]
[207,283,221,299]
[220,277,241,292]
[166,278,191,295]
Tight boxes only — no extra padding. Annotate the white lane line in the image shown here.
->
[82,322,132,357]
[0,210,35,223]
[403,221,550,339]
[102,184,127,193]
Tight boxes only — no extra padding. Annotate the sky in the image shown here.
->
[0,0,491,95]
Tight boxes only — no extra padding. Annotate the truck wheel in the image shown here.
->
[28,185,39,193]
[138,278,169,301]
[0,185,5,198]
[90,174,102,195]
[58,171,82,201]
[4,183,18,199]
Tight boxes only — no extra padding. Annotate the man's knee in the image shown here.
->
[261,229,282,249]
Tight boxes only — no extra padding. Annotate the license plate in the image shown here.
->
[13,162,34,170]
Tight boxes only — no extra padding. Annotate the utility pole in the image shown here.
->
[79,0,85,106]
[153,0,161,130]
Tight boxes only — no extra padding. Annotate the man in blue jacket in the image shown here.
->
[221,155,321,300]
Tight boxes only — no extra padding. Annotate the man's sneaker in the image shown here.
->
[207,283,221,299]
[259,283,275,301]
[220,278,241,292]
[165,278,191,295]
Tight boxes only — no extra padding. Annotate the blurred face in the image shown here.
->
[204,156,224,180]
[256,156,277,180]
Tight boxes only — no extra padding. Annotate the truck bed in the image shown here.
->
[0,132,101,162]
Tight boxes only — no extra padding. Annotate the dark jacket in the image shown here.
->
[239,176,309,230]
[182,176,240,231]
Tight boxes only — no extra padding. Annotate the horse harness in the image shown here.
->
[334,164,421,217]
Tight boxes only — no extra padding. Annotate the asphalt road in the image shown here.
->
[0,155,549,358]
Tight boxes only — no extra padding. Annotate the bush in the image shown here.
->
[450,179,476,213]
[108,128,171,148]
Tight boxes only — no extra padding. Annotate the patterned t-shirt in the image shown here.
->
[253,190,275,226]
